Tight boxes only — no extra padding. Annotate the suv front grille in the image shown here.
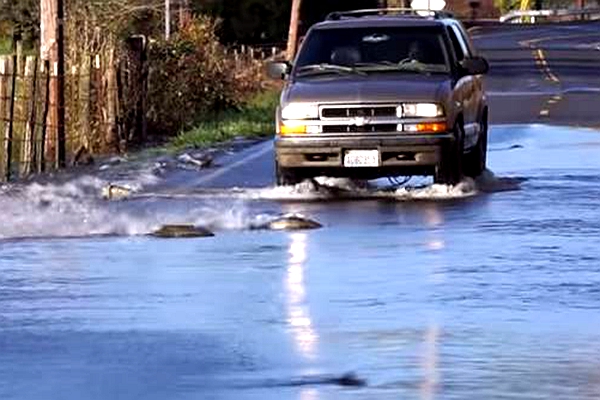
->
[321,106,397,119]
[322,124,398,134]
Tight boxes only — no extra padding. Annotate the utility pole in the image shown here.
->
[40,0,66,168]
[576,0,586,20]
[165,0,171,40]
[56,0,66,168]
[286,0,302,60]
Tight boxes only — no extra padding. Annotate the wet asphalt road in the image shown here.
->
[2,23,600,400]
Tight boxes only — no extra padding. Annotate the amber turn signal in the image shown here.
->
[279,125,307,135]
[404,122,447,133]
[418,122,447,132]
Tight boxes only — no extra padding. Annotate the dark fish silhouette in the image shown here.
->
[266,214,323,231]
[151,225,214,238]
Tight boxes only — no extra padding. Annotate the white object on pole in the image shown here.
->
[411,0,446,14]
[165,0,171,40]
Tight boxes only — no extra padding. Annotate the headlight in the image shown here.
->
[281,103,319,120]
[399,103,444,118]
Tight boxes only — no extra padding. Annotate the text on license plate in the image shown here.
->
[343,150,380,167]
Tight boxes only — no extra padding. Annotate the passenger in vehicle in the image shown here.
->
[331,46,362,66]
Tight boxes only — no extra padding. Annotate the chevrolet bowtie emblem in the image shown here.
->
[351,117,370,126]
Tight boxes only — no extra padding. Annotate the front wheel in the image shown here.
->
[464,113,488,178]
[434,123,464,185]
[275,162,302,186]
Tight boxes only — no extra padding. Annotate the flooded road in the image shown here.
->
[2,124,600,399]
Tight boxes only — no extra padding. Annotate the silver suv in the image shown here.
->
[268,8,489,185]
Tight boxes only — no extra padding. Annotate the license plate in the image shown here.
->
[343,150,380,167]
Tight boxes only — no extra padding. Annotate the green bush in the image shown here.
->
[147,16,265,137]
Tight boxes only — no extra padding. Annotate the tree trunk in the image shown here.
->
[40,0,58,164]
[286,0,302,60]
[40,0,65,168]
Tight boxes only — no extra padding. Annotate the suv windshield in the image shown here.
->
[294,26,450,76]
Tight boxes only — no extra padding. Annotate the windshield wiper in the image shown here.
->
[355,61,447,74]
[296,63,366,76]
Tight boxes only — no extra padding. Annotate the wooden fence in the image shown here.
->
[0,39,278,182]
[228,44,284,63]
[0,55,51,180]
[0,37,147,182]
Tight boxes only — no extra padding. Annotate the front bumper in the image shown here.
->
[276,134,453,173]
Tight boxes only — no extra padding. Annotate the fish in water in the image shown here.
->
[474,169,525,193]
[327,372,367,387]
[259,372,367,388]
[101,184,132,200]
[266,214,323,231]
[151,224,214,238]
[177,153,213,169]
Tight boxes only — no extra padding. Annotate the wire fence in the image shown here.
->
[0,38,277,182]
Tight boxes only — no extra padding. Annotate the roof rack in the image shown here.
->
[325,8,454,21]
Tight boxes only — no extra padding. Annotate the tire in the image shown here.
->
[434,122,464,185]
[275,162,302,186]
[464,112,488,178]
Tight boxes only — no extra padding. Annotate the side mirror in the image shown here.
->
[461,56,489,75]
[267,61,291,80]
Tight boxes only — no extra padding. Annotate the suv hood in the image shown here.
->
[284,75,452,105]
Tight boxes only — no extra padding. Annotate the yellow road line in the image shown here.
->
[532,48,560,83]
[546,71,560,83]
[519,32,600,48]
[522,31,598,84]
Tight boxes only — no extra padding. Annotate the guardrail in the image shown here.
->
[500,7,600,23]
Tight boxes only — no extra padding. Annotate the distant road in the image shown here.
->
[472,21,600,127]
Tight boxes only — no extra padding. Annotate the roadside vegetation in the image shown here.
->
[1,0,284,174]
[0,37,10,54]
[146,16,269,140]
[170,89,279,151]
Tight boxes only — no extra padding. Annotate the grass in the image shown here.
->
[170,90,280,151]
[0,36,11,55]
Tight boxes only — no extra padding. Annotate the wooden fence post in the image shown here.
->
[90,54,103,153]
[124,35,148,145]
[39,60,51,173]
[16,40,23,76]
[78,53,91,153]
[45,61,58,168]
[21,56,38,176]
[0,57,8,180]
[3,55,17,181]
[105,47,119,152]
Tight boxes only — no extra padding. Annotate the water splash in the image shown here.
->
[243,176,480,201]
[0,169,520,240]
[392,178,477,200]
[0,175,259,240]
